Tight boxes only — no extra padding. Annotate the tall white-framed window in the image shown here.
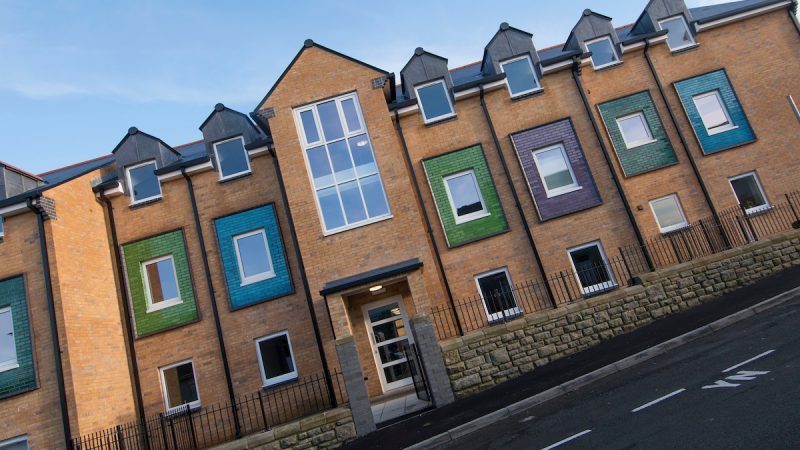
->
[729,172,769,214]
[255,330,298,388]
[0,435,28,450]
[233,229,274,286]
[0,217,5,239]
[0,307,19,373]
[126,160,162,205]
[692,91,736,135]
[532,144,581,197]
[475,268,521,322]
[649,194,689,233]
[214,136,252,180]
[585,36,620,69]
[568,241,617,295]
[658,15,696,51]
[443,170,489,224]
[294,93,391,235]
[141,255,182,313]
[616,112,656,149]
[159,360,200,414]
[500,55,541,98]
[415,79,456,123]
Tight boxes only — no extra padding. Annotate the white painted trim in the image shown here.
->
[0,435,28,449]
[695,1,790,32]
[233,228,275,286]
[657,15,697,52]
[541,59,573,74]
[158,359,201,414]
[729,171,770,214]
[649,194,689,233]
[692,90,737,135]
[789,95,800,123]
[414,79,456,123]
[248,146,270,156]
[362,296,415,393]
[474,267,521,322]
[584,36,620,70]
[531,144,582,198]
[126,160,163,205]
[442,170,490,225]
[255,330,298,388]
[621,41,645,53]
[616,111,657,149]
[567,240,617,295]
[499,54,542,98]
[0,201,29,217]
[157,160,215,182]
[0,307,18,373]
[141,255,183,313]
[213,136,253,181]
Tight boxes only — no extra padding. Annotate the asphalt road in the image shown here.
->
[446,293,800,450]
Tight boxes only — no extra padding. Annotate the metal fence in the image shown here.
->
[72,370,348,450]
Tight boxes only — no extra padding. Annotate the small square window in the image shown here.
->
[0,307,19,373]
[650,194,688,233]
[585,36,619,69]
[159,360,200,413]
[233,229,275,286]
[214,137,251,180]
[415,80,455,123]
[532,144,581,197]
[0,435,28,450]
[658,16,696,51]
[568,241,617,295]
[126,161,162,204]
[693,91,736,135]
[443,170,489,224]
[256,331,298,387]
[475,268,521,322]
[500,55,541,97]
[729,172,769,214]
[616,112,656,149]
[142,255,182,312]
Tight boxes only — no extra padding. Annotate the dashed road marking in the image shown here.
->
[631,388,686,413]
[541,430,592,450]
[722,350,775,373]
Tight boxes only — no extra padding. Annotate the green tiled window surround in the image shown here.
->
[422,145,508,247]
[0,276,36,398]
[598,91,678,176]
[122,230,198,337]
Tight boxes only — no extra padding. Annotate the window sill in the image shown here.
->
[240,272,277,287]
[165,402,201,417]
[423,114,457,127]
[129,197,164,210]
[592,61,623,72]
[510,88,544,102]
[581,283,619,298]
[660,224,691,235]
[670,43,699,55]
[261,375,300,391]
[744,205,772,216]
[146,299,183,313]
[624,139,658,150]
[322,214,393,237]
[453,211,491,225]
[219,171,253,184]
[545,185,583,199]
[707,125,739,136]
[0,362,19,373]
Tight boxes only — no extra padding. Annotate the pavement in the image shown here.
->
[343,264,800,450]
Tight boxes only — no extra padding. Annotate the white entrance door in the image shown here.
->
[362,297,415,392]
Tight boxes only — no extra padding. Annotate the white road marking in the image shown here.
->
[631,388,686,412]
[542,430,592,450]
[722,350,775,373]
[726,370,770,381]
[702,380,740,389]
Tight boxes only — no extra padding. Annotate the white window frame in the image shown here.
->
[213,136,252,181]
[567,241,617,295]
[658,15,697,52]
[414,79,456,123]
[692,91,737,135]
[531,144,581,198]
[255,330,298,388]
[0,307,19,373]
[585,36,620,70]
[474,267,521,322]
[0,435,28,449]
[616,112,657,149]
[499,55,542,98]
[0,217,5,239]
[233,229,275,286]
[126,160,162,205]
[649,194,689,233]
[159,359,200,414]
[729,172,770,214]
[141,255,182,313]
[442,170,490,224]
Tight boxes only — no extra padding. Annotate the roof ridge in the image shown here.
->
[173,138,205,149]
[37,154,113,177]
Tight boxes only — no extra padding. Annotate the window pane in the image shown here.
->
[368,303,401,323]
[317,101,344,141]
[446,172,484,217]
[372,319,406,343]
[477,272,516,314]
[307,146,333,188]
[317,187,345,230]
[339,180,368,224]
[349,135,377,176]
[731,175,766,210]
[652,197,685,229]
[340,98,362,132]
[503,58,538,95]
[129,163,160,201]
[536,147,576,191]
[587,39,618,67]
[163,363,198,409]
[0,310,15,365]
[328,140,355,182]
[694,93,730,130]
[617,114,651,147]
[258,335,296,381]
[0,438,28,450]
[384,362,412,383]
[216,139,250,177]
[417,82,453,121]
[570,245,611,288]
[359,174,390,218]
[145,258,179,304]
[661,17,694,50]
[236,232,272,279]
[300,110,320,144]
[378,340,409,364]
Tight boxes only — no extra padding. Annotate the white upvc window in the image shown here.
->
[568,241,617,295]
[585,36,620,69]
[415,79,456,123]
[233,229,275,286]
[294,93,391,235]
[474,268,521,322]
[532,144,581,197]
[0,435,28,450]
[692,91,736,135]
[499,55,541,98]
[159,360,200,414]
[214,136,252,180]
[443,170,489,224]
[255,330,298,388]
[0,217,5,239]
[141,255,182,313]
[126,160,162,204]
[0,307,19,373]
[616,112,656,149]
[729,172,769,214]
[658,15,696,51]
[649,194,689,233]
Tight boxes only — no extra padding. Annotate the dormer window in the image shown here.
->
[585,36,619,69]
[500,55,541,98]
[126,161,161,204]
[658,16,695,51]
[415,79,455,123]
[214,136,251,180]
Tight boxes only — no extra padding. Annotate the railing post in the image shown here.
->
[116,425,125,450]
[168,415,179,450]
[787,193,800,224]
[257,390,270,432]
[186,405,197,449]
[141,417,152,450]
[158,414,169,450]
[740,204,758,241]
[699,219,714,253]
[559,271,572,303]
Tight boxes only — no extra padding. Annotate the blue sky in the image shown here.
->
[0,0,776,174]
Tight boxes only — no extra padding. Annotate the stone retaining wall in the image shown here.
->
[441,230,800,398]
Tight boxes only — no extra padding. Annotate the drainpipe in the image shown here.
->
[643,41,731,249]
[478,86,555,304]
[393,110,464,336]
[180,168,241,437]
[267,148,338,407]
[27,196,73,449]
[571,58,655,272]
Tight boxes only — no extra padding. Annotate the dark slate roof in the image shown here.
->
[691,0,784,22]
[39,155,115,185]
[319,258,423,296]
